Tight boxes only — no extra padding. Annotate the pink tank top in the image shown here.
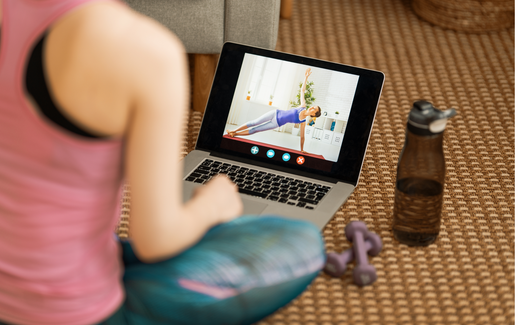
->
[0,1,124,324]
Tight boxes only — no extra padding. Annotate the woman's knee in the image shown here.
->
[215,216,325,265]
[131,216,325,285]
[246,110,276,128]
[227,215,322,241]
[267,216,325,263]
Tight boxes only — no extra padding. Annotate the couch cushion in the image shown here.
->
[225,0,280,50]
[125,0,225,53]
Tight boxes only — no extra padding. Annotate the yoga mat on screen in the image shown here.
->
[222,134,326,160]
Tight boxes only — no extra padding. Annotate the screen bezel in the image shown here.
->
[196,42,384,186]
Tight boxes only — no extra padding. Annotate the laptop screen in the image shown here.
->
[220,53,360,172]
[196,43,384,185]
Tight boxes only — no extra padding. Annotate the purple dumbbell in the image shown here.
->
[345,221,383,286]
[323,233,381,277]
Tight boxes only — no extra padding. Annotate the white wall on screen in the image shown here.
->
[227,54,360,136]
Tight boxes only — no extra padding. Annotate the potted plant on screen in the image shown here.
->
[289,81,316,108]
[246,90,251,101]
[269,95,274,106]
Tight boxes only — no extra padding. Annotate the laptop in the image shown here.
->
[182,42,384,229]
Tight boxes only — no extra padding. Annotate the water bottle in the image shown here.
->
[331,119,336,131]
[392,100,456,246]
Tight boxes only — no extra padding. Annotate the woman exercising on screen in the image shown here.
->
[226,68,321,154]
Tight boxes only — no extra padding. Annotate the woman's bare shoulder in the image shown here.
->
[49,1,183,76]
[44,1,186,136]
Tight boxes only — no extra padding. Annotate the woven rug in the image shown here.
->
[117,0,515,324]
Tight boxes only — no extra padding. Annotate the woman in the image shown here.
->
[227,68,322,154]
[0,0,325,324]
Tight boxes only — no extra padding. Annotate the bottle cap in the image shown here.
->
[407,100,456,135]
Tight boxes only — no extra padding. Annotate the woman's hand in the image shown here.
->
[305,68,312,78]
[191,174,243,225]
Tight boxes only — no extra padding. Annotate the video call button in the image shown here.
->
[266,149,275,158]
[282,153,291,161]
[296,156,305,165]
[250,146,259,155]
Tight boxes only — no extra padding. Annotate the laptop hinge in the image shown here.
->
[209,151,339,184]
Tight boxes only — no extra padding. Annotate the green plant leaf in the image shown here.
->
[290,80,316,108]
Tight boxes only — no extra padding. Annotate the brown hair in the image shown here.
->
[313,106,322,118]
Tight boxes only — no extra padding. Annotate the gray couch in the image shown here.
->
[125,0,282,112]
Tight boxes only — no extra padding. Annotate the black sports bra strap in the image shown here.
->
[25,34,102,139]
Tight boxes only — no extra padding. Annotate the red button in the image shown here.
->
[296,156,305,165]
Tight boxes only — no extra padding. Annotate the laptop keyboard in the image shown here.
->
[184,159,331,210]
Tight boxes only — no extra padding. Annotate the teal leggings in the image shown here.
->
[100,216,325,325]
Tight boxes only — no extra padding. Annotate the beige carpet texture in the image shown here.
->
[117,0,515,324]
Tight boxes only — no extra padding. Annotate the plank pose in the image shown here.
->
[227,68,322,153]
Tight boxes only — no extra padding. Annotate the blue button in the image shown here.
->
[251,146,259,155]
[266,149,275,158]
[282,153,291,161]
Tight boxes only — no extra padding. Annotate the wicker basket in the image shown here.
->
[412,0,514,32]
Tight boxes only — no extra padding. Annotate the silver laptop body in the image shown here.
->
[181,43,384,230]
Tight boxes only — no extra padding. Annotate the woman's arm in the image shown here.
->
[299,122,306,152]
[300,68,311,107]
[45,2,243,262]
[124,35,243,262]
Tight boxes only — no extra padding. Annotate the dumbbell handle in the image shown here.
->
[330,238,377,264]
[353,232,370,266]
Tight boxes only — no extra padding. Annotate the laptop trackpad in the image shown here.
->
[242,198,268,215]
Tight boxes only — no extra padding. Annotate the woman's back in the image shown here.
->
[0,0,242,322]
[0,1,127,323]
